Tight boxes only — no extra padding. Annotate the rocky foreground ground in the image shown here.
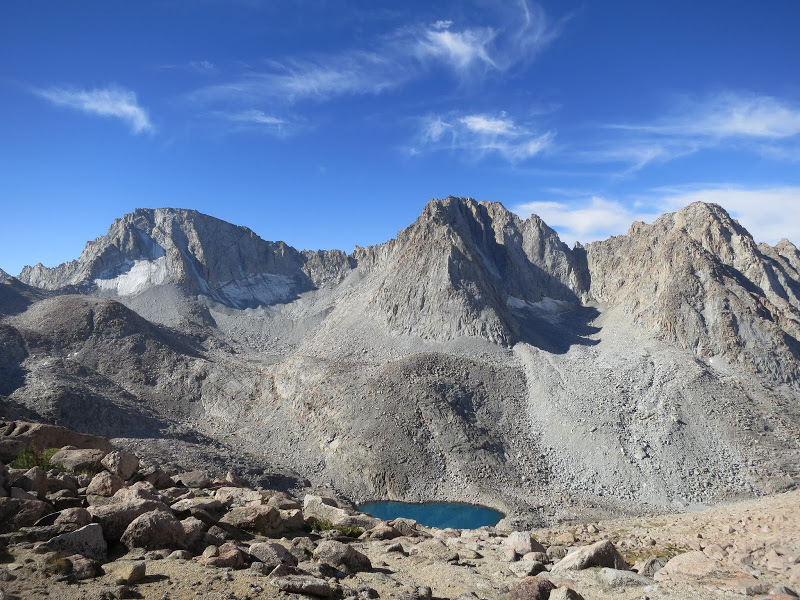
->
[0,420,798,600]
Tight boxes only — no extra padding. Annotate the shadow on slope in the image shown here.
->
[0,325,28,396]
[0,278,49,318]
[33,383,167,439]
[511,303,601,354]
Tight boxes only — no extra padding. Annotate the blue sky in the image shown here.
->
[2,1,800,275]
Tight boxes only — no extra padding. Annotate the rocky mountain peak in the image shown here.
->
[0,268,9,283]
[768,238,800,281]
[362,196,588,345]
[585,202,800,384]
[17,207,318,308]
[662,202,760,270]
[9,198,800,374]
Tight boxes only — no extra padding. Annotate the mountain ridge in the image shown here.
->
[15,198,799,380]
[3,197,800,525]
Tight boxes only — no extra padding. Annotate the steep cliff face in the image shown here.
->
[585,202,800,385]
[358,197,587,345]
[17,208,322,308]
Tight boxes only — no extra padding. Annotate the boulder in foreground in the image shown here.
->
[551,540,629,572]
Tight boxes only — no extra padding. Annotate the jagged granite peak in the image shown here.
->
[12,199,800,363]
[759,238,800,310]
[360,197,587,344]
[585,201,800,384]
[0,268,9,283]
[16,208,334,308]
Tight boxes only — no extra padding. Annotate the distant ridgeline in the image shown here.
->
[2,197,799,525]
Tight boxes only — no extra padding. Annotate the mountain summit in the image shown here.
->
[4,198,800,524]
[16,198,800,378]
[18,208,319,308]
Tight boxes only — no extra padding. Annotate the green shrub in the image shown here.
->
[40,447,61,467]
[11,443,62,471]
[75,466,101,477]
[308,517,332,531]
[41,554,71,576]
[308,518,363,538]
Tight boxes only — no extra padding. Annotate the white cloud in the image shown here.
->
[189,52,399,105]
[511,1,564,63]
[270,54,399,99]
[460,115,515,135]
[187,1,563,110]
[591,92,800,172]
[158,60,217,74]
[231,110,284,126]
[423,116,451,143]
[413,111,553,162]
[413,1,562,74]
[189,60,216,73]
[759,143,800,162]
[657,186,800,245]
[416,27,497,71]
[512,197,657,245]
[502,133,554,161]
[511,186,800,248]
[211,109,301,136]
[578,142,701,175]
[34,85,153,134]
[631,93,800,140]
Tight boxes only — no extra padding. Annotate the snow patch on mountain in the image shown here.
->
[216,273,299,308]
[95,257,169,295]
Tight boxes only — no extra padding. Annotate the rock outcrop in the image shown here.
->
[0,420,797,600]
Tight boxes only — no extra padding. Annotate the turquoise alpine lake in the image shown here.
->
[358,501,504,529]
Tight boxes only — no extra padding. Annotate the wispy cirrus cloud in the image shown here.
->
[160,59,217,74]
[587,92,800,173]
[412,1,563,73]
[412,111,554,162]
[187,1,563,109]
[188,60,216,74]
[576,142,701,175]
[414,23,498,71]
[213,109,301,137]
[33,85,154,134]
[615,92,800,140]
[189,52,400,106]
